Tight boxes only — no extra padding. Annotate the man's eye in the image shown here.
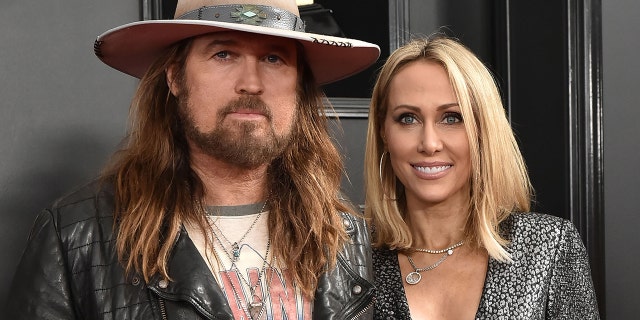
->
[215,51,229,59]
[266,55,281,63]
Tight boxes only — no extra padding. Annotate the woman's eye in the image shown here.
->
[398,114,417,125]
[441,112,463,124]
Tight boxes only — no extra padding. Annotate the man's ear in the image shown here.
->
[166,64,180,96]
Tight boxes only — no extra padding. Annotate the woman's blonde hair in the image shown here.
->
[365,36,532,262]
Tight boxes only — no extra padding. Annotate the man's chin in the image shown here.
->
[226,132,272,147]
[222,122,269,137]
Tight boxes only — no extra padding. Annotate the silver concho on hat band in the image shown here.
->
[179,5,306,31]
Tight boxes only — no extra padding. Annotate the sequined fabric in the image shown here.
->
[372,212,600,319]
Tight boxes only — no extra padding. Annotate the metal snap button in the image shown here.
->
[352,285,362,295]
[158,279,168,289]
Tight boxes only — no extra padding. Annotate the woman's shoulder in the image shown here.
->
[482,213,597,318]
[506,211,567,226]
[501,212,574,238]
[500,212,583,260]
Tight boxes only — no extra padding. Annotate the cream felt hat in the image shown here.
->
[94,0,380,85]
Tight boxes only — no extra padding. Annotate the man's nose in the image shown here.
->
[234,59,264,95]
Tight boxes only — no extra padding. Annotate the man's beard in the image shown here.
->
[179,95,294,169]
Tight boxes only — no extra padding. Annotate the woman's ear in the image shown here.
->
[380,126,387,145]
[166,64,180,96]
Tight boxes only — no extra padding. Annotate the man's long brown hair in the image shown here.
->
[101,38,353,297]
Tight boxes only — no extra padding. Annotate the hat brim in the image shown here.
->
[95,20,380,85]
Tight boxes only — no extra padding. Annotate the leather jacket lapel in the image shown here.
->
[149,228,234,320]
[313,213,375,319]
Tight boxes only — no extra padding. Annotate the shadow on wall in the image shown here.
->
[0,127,121,306]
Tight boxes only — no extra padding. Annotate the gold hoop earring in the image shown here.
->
[379,151,396,200]
[379,151,387,186]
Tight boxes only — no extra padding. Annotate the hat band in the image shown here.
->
[178,5,306,32]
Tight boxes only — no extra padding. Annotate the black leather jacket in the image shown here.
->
[6,181,375,319]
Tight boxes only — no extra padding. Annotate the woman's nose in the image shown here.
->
[418,124,443,155]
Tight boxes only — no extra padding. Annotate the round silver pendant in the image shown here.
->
[405,271,422,285]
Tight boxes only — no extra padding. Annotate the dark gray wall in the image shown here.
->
[603,1,640,318]
[0,0,137,305]
[330,117,368,210]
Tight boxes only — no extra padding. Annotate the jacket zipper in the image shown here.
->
[159,297,168,320]
[349,297,375,320]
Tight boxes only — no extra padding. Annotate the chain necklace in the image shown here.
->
[199,197,271,318]
[210,224,272,320]
[209,237,272,320]
[405,240,464,285]
[207,201,267,262]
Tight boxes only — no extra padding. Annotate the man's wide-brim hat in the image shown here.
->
[94,0,381,85]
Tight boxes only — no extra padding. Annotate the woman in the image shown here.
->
[365,36,599,319]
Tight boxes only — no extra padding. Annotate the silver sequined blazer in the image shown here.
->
[372,212,600,319]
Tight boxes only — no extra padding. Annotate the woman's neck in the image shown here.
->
[404,199,469,249]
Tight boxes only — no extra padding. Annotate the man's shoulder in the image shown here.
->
[49,178,115,227]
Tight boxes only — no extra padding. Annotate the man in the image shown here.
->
[6,0,380,319]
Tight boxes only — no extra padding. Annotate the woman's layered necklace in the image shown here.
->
[405,240,464,285]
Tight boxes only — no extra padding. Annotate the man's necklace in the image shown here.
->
[209,235,272,320]
[200,198,271,318]
[405,240,464,285]
[209,217,272,320]
[207,201,267,262]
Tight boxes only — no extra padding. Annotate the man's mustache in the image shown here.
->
[219,96,272,121]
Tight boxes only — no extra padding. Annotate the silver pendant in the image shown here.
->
[249,305,262,320]
[249,300,263,319]
[232,242,241,262]
[406,271,422,285]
